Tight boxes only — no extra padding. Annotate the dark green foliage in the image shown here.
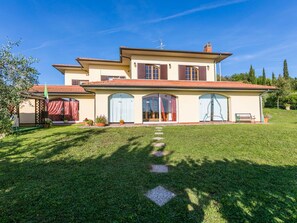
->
[248,65,257,84]
[283,59,289,79]
[272,72,276,85]
[262,68,266,85]
[0,41,39,134]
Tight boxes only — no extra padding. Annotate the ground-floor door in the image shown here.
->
[199,94,228,121]
[109,93,134,123]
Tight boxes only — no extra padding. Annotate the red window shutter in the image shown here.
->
[199,66,207,81]
[72,80,79,85]
[137,63,146,79]
[160,64,168,80]
[179,65,187,80]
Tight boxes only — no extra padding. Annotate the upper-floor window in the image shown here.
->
[101,75,126,81]
[72,79,88,85]
[179,65,207,81]
[145,64,160,80]
[185,66,199,81]
[138,63,167,80]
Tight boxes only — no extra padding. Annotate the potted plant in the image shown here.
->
[86,119,93,126]
[63,118,68,123]
[284,103,291,110]
[83,118,89,126]
[44,118,53,128]
[95,115,107,127]
[264,113,271,123]
[119,119,125,125]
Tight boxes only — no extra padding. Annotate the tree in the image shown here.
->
[272,72,276,85]
[262,68,266,85]
[248,65,256,84]
[0,41,39,134]
[283,59,289,79]
[275,76,291,109]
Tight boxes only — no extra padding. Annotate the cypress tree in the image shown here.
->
[272,72,276,85]
[283,59,289,79]
[262,68,266,85]
[248,65,256,84]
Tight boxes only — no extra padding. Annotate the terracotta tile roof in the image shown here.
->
[29,85,88,94]
[82,79,276,90]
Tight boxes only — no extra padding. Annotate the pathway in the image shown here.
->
[144,126,176,207]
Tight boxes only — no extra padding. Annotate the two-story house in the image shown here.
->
[23,44,274,125]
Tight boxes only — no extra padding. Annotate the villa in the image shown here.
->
[20,44,275,125]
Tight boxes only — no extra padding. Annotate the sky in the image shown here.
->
[1,0,297,85]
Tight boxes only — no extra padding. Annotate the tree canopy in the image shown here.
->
[0,41,39,134]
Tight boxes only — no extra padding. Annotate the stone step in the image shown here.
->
[153,137,164,141]
[145,186,176,206]
[152,142,165,148]
[150,164,169,173]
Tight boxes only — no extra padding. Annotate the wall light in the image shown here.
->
[134,62,136,67]
[207,65,210,70]
[169,64,171,69]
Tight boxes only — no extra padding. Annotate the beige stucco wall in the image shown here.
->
[130,55,216,81]
[93,90,262,124]
[89,65,130,81]
[19,99,36,124]
[64,70,89,85]
[49,95,95,122]
[228,92,261,121]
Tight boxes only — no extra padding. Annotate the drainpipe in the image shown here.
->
[215,54,222,81]
[259,90,269,123]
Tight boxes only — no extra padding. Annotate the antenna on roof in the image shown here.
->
[156,39,165,50]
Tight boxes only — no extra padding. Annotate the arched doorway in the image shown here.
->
[109,93,134,123]
[142,94,177,122]
[48,98,79,121]
[200,94,228,121]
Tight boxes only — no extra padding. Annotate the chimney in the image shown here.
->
[203,42,212,53]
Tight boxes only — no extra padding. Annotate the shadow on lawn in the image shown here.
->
[0,130,296,222]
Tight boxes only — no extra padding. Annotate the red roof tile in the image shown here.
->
[82,79,276,90]
[29,85,88,93]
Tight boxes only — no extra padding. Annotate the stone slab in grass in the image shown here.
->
[150,164,169,173]
[152,142,165,148]
[155,132,163,135]
[151,151,166,157]
[155,127,163,130]
[153,137,164,141]
[155,129,163,132]
[145,186,176,206]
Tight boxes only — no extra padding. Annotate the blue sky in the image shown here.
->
[1,0,297,84]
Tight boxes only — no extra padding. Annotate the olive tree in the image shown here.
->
[0,41,39,134]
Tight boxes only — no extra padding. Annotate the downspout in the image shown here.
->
[259,90,270,123]
[215,54,222,81]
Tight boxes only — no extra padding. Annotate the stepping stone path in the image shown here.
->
[150,164,169,173]
[144,126,176,206]
[152,142,165,148]
[145,186,176,207]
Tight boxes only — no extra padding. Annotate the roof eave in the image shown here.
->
[82,85,275,92]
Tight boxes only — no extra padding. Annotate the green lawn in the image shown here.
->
[0,108,296,222]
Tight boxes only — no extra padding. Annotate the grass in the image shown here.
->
[0,108,296,222]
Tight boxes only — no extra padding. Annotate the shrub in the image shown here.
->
[87,119,93,126]
[95,115,107,124]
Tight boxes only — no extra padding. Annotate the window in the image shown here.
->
[72,80,88,85]
[145,64,160,80]
[142,94,177,122]
[185,66,199,81]
[101,75,126,81]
